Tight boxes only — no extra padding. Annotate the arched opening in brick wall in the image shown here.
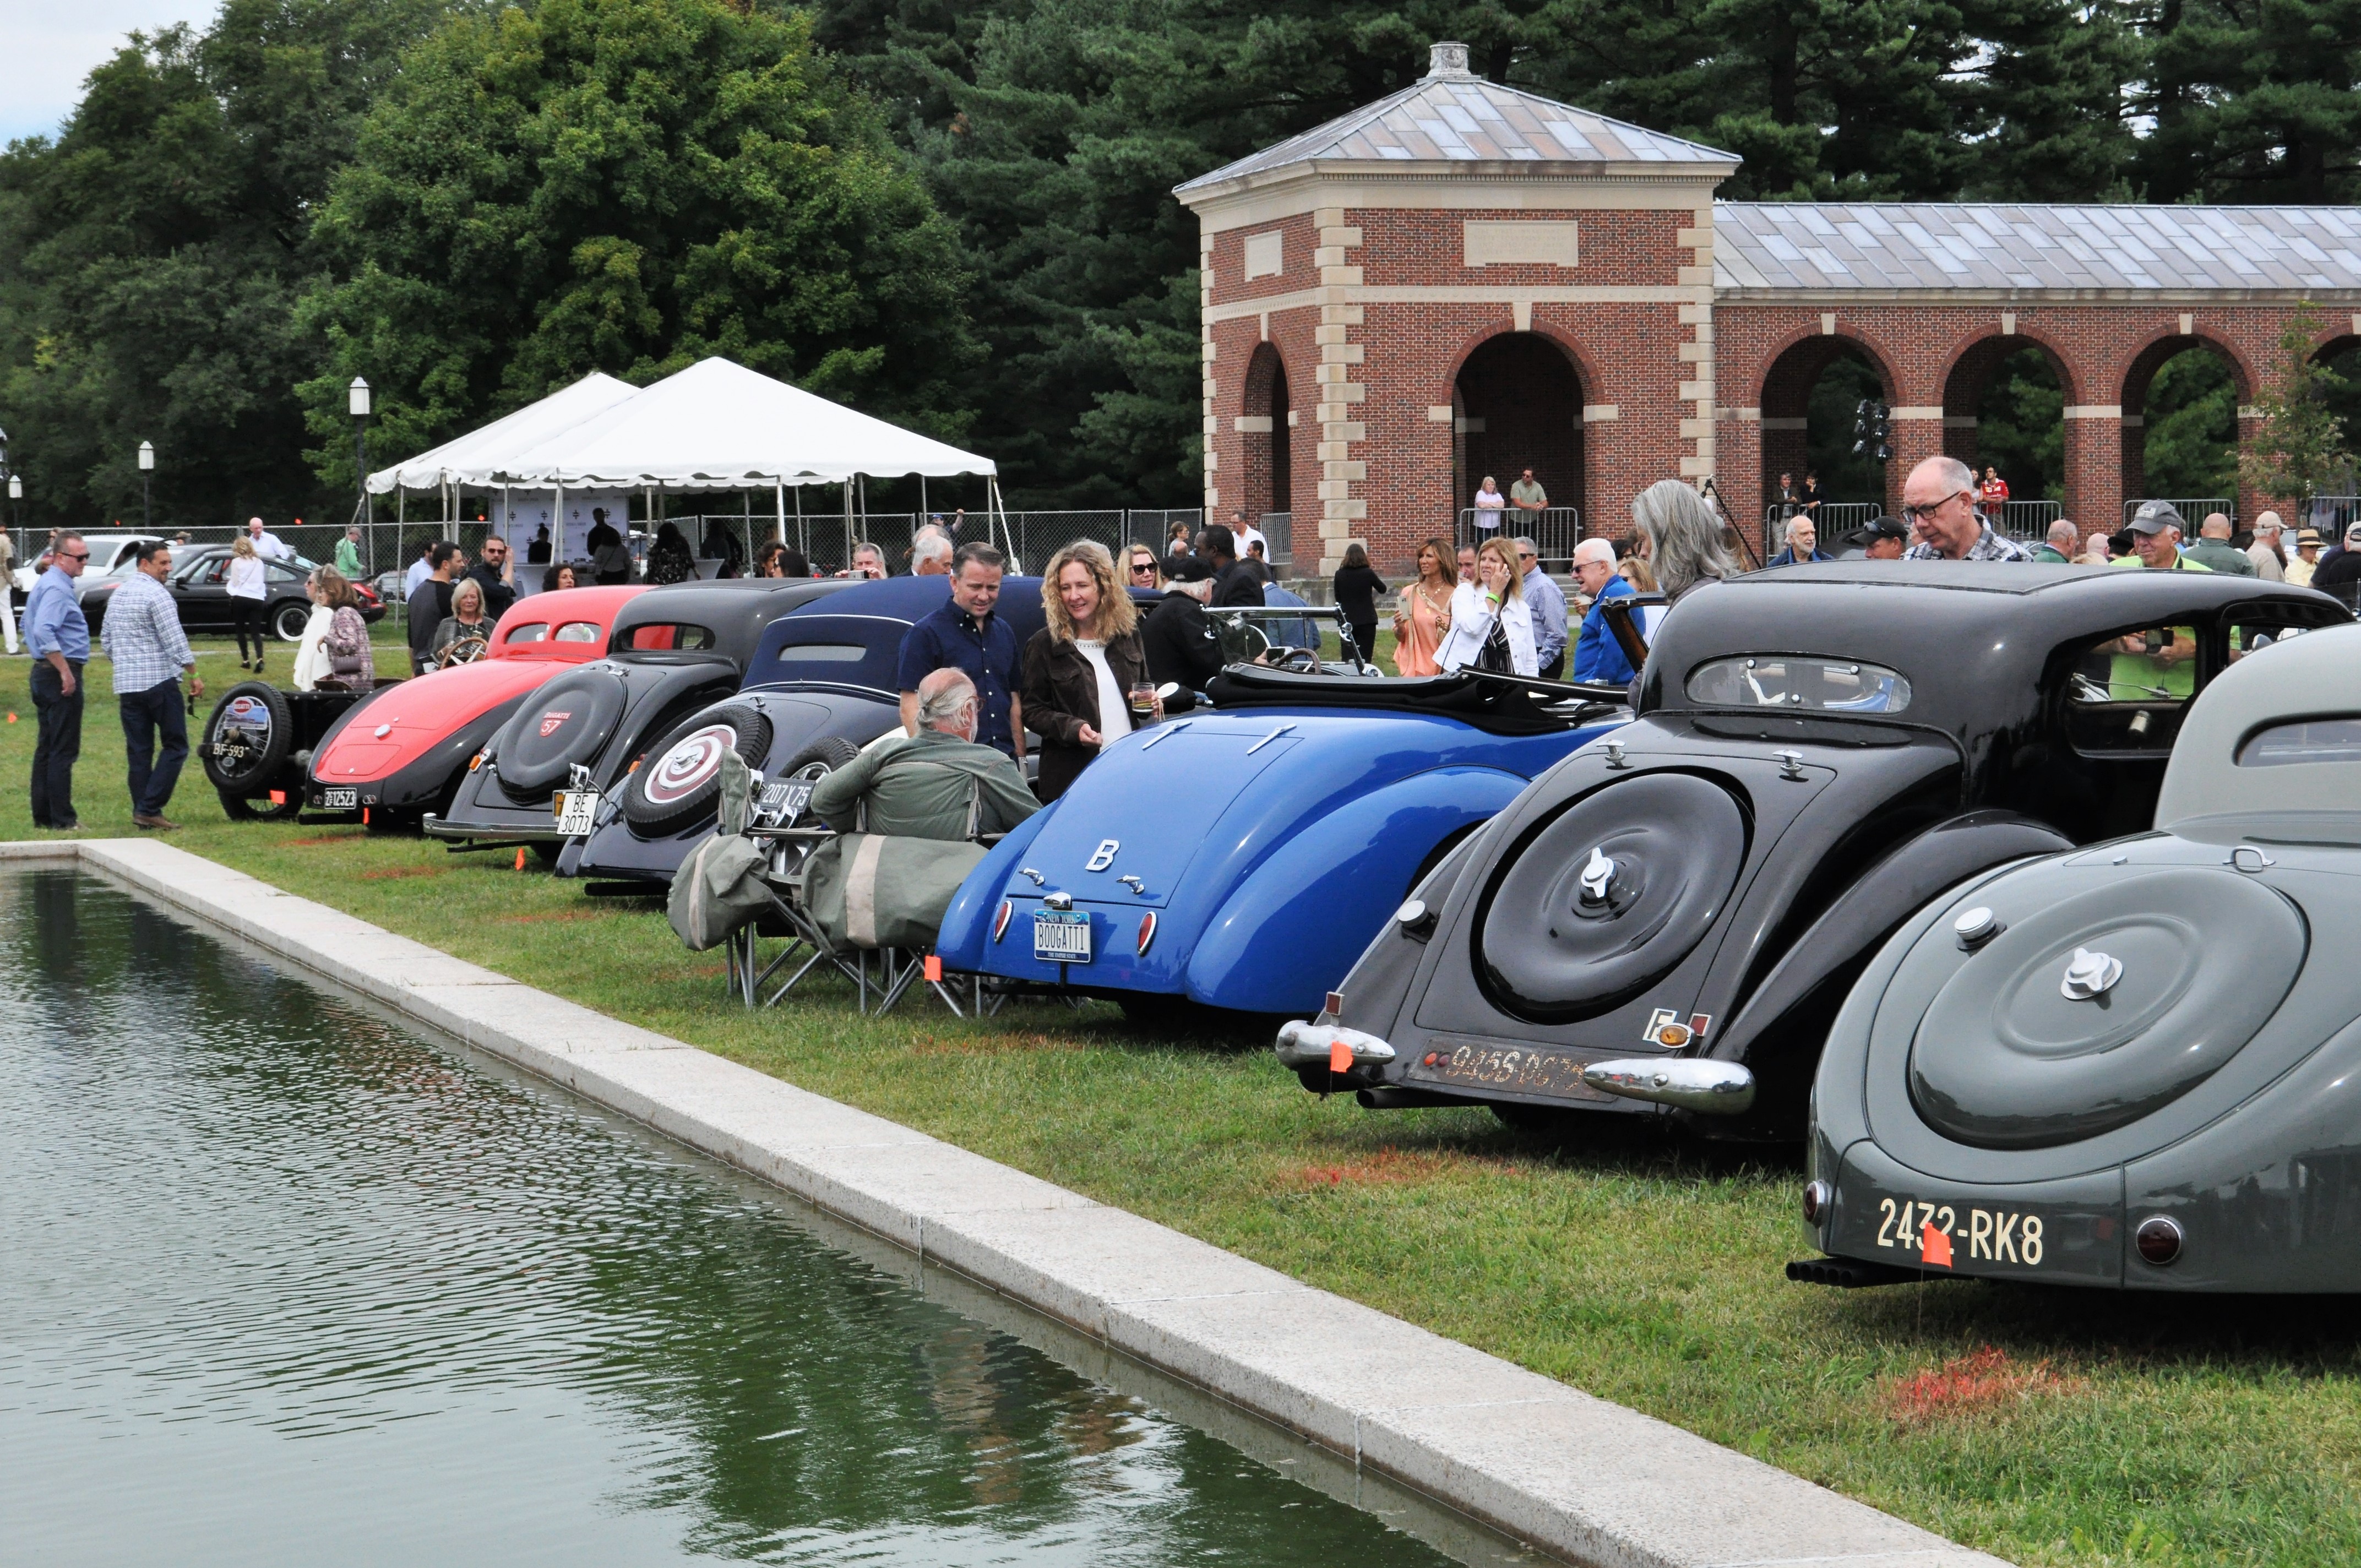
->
[2123,337,2247,522]
[1942,337,2067,531]
[1757,337,1894,537]
[2310,337,2361,511]
[1239,342,1292,527]
[1453,333,1582,542]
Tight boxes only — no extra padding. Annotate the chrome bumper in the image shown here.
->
[1580,1058,1756,1114]
[421,812,565,843]
[1273,1019,1397,1069]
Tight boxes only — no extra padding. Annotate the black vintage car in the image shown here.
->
[568,575,1049,884]
[426,577,847,851]
[81,546,387,641]
[1280,563,2349,1140]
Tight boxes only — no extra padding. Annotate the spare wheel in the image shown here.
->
[622,705,775,837]
[201,682,294,797]
[1476,771,1748,1023]
[497,667,629,801]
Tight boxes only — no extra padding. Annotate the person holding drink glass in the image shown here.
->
[1021,540,1161,802]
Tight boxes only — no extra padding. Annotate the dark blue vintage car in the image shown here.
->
[935,667,1628,1017]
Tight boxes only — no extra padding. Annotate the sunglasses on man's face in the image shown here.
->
[60,551,89,562]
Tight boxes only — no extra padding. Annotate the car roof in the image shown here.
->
[1645,566,2348,728]
[489,584,646,657]
[2157,620,2361,827]
[611,577,851,662]
[743,575,1052,693]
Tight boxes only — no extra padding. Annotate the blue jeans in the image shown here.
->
[119,678,188,818]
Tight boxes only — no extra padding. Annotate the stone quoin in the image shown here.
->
[1176,40,2361,574]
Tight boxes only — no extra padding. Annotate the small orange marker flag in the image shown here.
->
[923,955,943,982]
[269,790,286,805]
[1921,1221,1954,1268]
[1329,1036,1354,1074]
[515,847,527,870]
[6,712,15,723]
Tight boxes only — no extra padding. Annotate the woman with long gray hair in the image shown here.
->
[1630,480,1738,602]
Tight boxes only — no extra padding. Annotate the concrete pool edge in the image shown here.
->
[62,838,2010,1568]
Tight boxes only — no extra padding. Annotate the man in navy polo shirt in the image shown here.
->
[896,542,1024,760]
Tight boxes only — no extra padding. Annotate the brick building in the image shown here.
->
[1177,41,2361,574]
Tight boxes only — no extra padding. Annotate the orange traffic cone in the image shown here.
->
[6,712,15,723]
[515,847,527,870]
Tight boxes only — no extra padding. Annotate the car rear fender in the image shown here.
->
[1701,809,2075,1137]
[1186,767,1530,1014]
[935,804,1058,970]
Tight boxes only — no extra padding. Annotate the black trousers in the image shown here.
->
[1347,620,1379,666]
[30,660,84,828]
[1539,649,1566,680]
[232,597,269,662]
[119,678,189,818]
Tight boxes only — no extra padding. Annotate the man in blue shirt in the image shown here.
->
[1514,536,1569,679]
[24,529,93,829]
[894,543,1024,760]
[1569,538,1636,685]
[1766,514,1834,567]
[101,539,204,830]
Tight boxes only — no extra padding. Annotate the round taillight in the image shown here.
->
[992,900,1013,942]
[2135,1215,2183,1266]
[1137,912,1157,955]
[1801,1180,1830,1225]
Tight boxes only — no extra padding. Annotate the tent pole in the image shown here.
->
[989,476,1010,567]
[843,479,853,571]
[920,476,928,524]
[775,481,785,548]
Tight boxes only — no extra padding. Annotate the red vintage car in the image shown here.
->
[304,585,646,825]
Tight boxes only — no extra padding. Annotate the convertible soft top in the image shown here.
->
[1206,665,1612,736]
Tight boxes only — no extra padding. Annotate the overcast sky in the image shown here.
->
[1,0,221,145]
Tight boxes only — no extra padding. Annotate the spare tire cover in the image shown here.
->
[497,667,629,801]
[1909,865,2304,1150]
[622,705,775,837]
[202,682,294,794]
[1477,771,1748,1022]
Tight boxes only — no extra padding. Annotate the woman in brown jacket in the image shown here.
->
[1022,540,1160,802]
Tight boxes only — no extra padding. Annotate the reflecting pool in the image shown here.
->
[0,872,1522,1565]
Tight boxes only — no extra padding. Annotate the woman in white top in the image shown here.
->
[1020,540,1161,802]
[225,535,271,672]
[1436,535,1538,677]
[1472,475,1506,533]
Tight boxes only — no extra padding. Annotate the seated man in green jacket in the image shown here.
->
[811,668,1038,841]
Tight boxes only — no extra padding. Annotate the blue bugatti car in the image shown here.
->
[935,666,1628,1017]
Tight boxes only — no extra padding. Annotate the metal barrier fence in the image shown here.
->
[1990,499,2063,540]
[1762,502,1877,558]
[2124,497,2235,529]
[1455,507,1582,569]
[2288,496,2360,538]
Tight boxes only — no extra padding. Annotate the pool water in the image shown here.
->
[0,872,1516,1566]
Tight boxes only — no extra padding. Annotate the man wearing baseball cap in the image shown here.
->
[2112,501,2211,574]
[2309,521,2361,603]
[2108,501,2210,700]
[1852,516,1910,560]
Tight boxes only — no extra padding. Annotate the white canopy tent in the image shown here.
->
[366,357,1007,565]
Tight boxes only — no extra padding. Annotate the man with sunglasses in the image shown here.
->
[25,529,92,829]
[1900,455,2033,562]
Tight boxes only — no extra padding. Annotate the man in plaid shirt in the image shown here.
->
[1900,455,2035,562]
[100,540,204,830]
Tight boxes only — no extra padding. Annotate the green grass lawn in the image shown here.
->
[7,634,2359,1567]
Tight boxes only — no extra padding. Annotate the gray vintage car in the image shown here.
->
[1797,620,2361,1292]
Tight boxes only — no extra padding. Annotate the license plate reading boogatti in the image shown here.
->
[319,787,358,810]
[552,791,599,836]
[1033,910,1091,963]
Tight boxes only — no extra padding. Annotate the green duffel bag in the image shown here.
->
[803,833,988,954]
[666,750,769,951]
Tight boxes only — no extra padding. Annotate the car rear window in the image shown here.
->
[774,644,866,662]
[619,623,717,651]
[2237,716,2361,766]
[555,622,602,643]
[1684,655,1911,714]
[505,623,550,643]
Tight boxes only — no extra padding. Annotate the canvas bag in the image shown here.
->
[801,758,987,952]
[666,752,769,950]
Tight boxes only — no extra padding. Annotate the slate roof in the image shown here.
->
[1715,202,2361,293]
[1175,50,1737,195]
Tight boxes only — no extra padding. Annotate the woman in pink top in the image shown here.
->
[1391,537,1455,677]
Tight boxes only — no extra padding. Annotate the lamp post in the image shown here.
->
[349,378,372,539]
[138,440,154,533]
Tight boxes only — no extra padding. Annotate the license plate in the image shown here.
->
[552,791,599,836]
[759,780,813,825]
[1033,910,1092,963]
[319,787,358,810]
[1405,1039,1614,1101]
